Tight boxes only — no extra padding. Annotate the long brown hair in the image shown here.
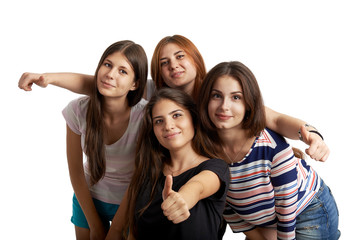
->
[85,40,148,185]
[151,35,206,100]
[197,61,266,156]
[124,88,217,238]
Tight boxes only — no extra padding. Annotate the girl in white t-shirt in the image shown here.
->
[62,40,147,239]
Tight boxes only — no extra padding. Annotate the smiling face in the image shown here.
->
[152,98,195,152]
[159,43,197,95]
[97,51,137,99]
[207,75,247,131]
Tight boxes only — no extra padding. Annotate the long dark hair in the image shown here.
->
[125,88,217,238]
[197,61,266,157]
[85,40,148,185]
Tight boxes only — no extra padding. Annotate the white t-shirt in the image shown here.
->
[62,96,147,204]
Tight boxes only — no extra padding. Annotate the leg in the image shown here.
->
[296,180,340,240]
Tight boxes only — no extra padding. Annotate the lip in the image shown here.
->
[215,113,232,121]
[101,81,116,88]
[171,71,184,78]
[163,132,180,139]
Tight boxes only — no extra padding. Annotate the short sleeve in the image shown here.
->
[62,96,89,135]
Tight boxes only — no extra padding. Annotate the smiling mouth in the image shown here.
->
[171,71,184,78]
[101,81,116,88]
[164,132,180,139]
[216,114,232,120]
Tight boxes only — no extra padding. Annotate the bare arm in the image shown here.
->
[161,170,221,224]
[265,106,329,161]
[18,72,94,95]
[105,190,129,240]
[244,229,267,240]
[66,125,106,239]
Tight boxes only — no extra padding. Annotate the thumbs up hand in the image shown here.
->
[299,125,329,162]
[161,175,190,224]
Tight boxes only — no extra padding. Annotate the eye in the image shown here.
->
[172,113,182,119]
[211,93,222,99]
[154,119,163,125]
[160,61,168,67]
[232,95,242,100]
[119,69,127,75]
[176,54,185,60]
[103,62,112,68]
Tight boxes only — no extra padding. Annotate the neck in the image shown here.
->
[218,128,248,148]
[218,128,255,163]
[166,145,203,176]
[102,97,130,121]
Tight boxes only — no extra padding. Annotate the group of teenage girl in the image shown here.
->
[19,35,340,240]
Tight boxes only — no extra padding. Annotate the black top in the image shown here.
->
[135,158,230,240]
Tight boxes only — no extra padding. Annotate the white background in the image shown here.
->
[1,0,350,239]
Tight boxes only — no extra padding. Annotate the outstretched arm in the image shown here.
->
[265,106,329,162]
[18,72,94,95]
[161,170,221,224]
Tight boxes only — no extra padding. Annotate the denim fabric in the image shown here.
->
[296,179,340,240]
[71,194,119,229]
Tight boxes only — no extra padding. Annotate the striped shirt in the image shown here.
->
[223,128,320,240]
[62,96,147,204]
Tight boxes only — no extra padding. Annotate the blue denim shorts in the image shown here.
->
[71,194,119,229]
[296,179,340,240]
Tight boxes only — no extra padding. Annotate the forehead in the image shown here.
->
[105,51,133,69]
[213,75,242,91]
[160,43,183,58]
[152,99,187,116]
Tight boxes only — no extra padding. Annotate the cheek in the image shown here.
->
[207,101,216,116]
[161,69,172,86]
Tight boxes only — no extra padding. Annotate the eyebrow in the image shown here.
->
[104,58,131,70]
[160,50,184,61]
[212,88,243,95]
[153,109,184,120]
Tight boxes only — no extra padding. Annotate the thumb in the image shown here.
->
[37,75,48,88]
[162,175,173,200]
[300,125,310,144]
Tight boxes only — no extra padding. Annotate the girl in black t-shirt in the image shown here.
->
[109,88,229,240]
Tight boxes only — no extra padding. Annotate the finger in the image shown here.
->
[169,210,191,224]
[320,150,330,162]
[162,191,178,211]
[300,125,310,144]
[162,175,173,200]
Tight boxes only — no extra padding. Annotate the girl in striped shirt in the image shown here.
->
[198,61,340,240]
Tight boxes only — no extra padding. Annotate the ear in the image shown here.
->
[130,79,139,91]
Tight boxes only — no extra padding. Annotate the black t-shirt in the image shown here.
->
[135,158,229,240]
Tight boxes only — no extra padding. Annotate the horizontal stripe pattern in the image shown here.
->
[224,128,320,239]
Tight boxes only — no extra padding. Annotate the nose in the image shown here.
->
[169,59,179,70]
[164,118,175,131]
[220,97,230,111]
[107,67,117,79]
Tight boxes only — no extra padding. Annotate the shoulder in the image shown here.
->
[62,96,90,135]
[131,98,148,121]
[63,96,89,116]
[255,128,289,149]
[198,158,229,178]
[132,98,148,111]
[64,96,90,111]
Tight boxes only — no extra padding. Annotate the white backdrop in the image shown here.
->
[1,0,350,239]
